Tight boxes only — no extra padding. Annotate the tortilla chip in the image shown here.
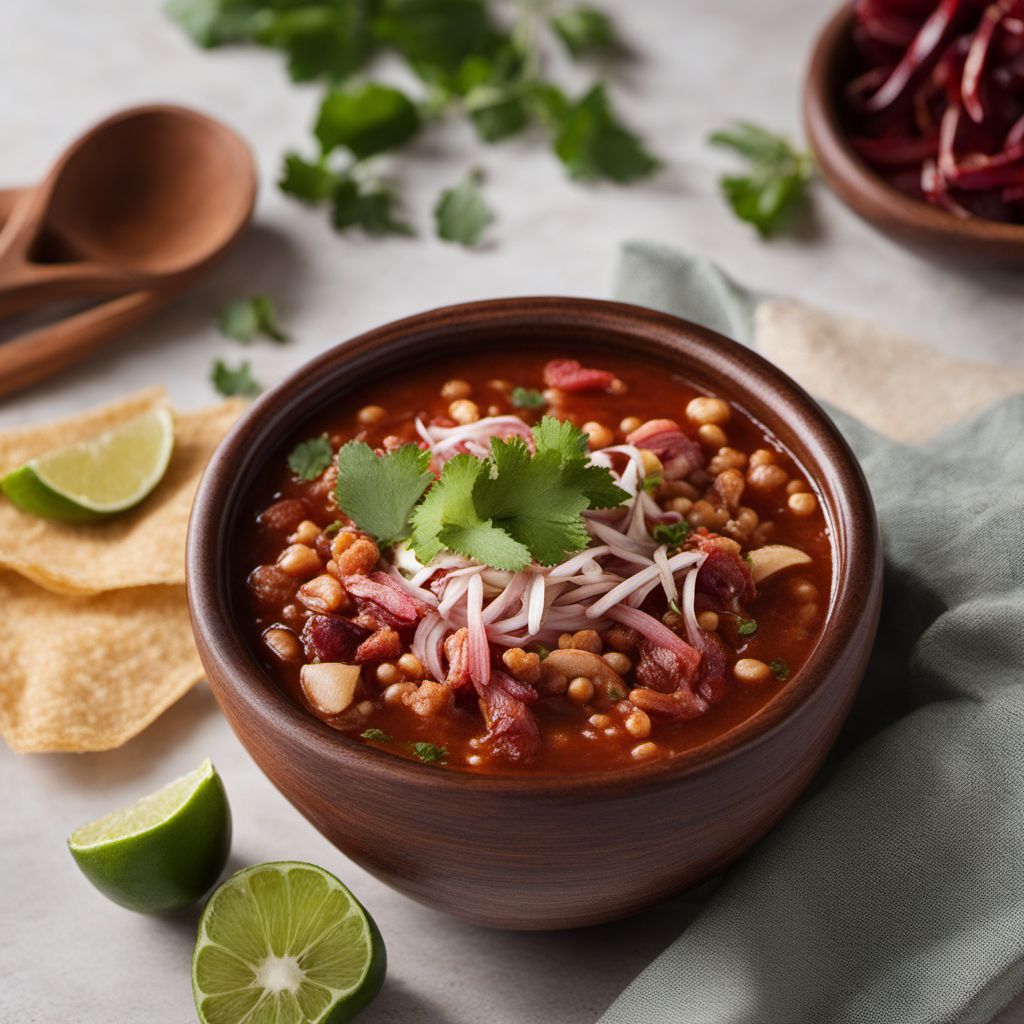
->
[755,299,1024,443]
[0,571,203,753]
[0,390,245,595]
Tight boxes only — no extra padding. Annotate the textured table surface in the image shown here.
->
[2,1,1021,1021]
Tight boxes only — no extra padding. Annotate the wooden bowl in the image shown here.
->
[187,298,882,930]
[804,5,1024,268]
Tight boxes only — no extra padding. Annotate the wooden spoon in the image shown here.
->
[0,104,256,318]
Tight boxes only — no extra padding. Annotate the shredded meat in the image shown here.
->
[301,614,368,662]
[542,358,616,393]
[625,418,704,480]
[695,533,756,611]
[475,670,541,761]
[443,628,473,691]
[707,468,745,513]
[693,629,729,704]
[629,686,708,720]
[257,499,309,534]
[355,627,401,663]
[403,680,454,717]
[633,637,701,693]
[343,572,425,629]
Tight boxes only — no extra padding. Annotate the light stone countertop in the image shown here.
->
[2,1,1021,1021]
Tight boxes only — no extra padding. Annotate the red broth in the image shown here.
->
[233,349,832,775]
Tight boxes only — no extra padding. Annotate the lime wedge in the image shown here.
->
[193,862,387,1024]
[1,407,174,522]
[68,758,231,914]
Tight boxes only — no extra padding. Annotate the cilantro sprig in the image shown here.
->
[288,434,334,481]
[211,359,260,397]
[333,416,628,571]
[708,122,813,238]
[168,0,658,243]
[217,295,288,343]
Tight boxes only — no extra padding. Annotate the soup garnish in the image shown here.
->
[238,351,831,774]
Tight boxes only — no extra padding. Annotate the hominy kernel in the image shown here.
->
[589,713,613,729]
[747,463,789,492]
[296,574,346,613]
[686,396,731,427]
[631,741,659,759]
[570,629,603,654]
[666,496,693,514]
[356,700,375,716]
[625,709,652,739]
[440,379,472,400]
[558,632,574,650]
[688,499,729,530]
[488,379,511,392]
[602,652,632,674]
[788,492,818,516]
[383,682,417,704]
[543,387,563,404]
[661,480,700,499]
[786,479,808,496]
[620,416,643,434]
[608,378,627,396]
[697,610,720,631]
[262,627,301,662]
[449,399,480,424]
[697,423,728,449]
[567,677,595,703]
[502,647,541,683]
[709,447,747,474]
[749,448,776,468]
[466,754,483,766]
[638,449,663,477]
[797,603,820,626]
[734,658,772,685]
[791,579,818,602]
[376,663,401,686]
[357,405,386,426]
[287,519,321,546]
[487,404,501,416]
[277,543,322,579]
[583,421,615,449]
[397,653,426,679]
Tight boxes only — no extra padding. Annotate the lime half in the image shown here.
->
[68,758,231,914]
[193,862,386,1024]
[1,406,174,522]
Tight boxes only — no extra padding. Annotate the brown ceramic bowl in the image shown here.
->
[187,298,882,930]
[804,4,1024,268]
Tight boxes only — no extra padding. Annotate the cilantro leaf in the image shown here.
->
[373,0,503,82]
[531,417,628,509]
[253,1,374,81]
[550,7,616,59]
[217,295,288,343]
[409,740,447,763]
[410,455,532,570]
[333,176,415,236]
[315,83,422,160]
[279,152,339,203]
[435,169,492,246]
[473,437,591,565]
[211,358,260,397]
[651,520,692,547]
[458,47,531,142]
[361,727,391,741]
[510,386,546,409]
[768,659,790,681]
[288,434,334,481]
[708,122,813,238]
[335,441,434,545]
[552,84,659,183]
[165,0,261,47]
[737,617,758,637]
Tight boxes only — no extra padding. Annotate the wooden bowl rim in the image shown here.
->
[187,296,881,797]
[803,3,1024,248]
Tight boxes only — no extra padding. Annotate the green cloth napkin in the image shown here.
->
[601,241,1024,1024]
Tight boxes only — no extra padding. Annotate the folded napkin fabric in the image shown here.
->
[600,242,1024,1024]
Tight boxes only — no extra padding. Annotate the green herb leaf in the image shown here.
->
[335,441,434,546]
[737,617,758,637]
[288,434,334,481]
[217,295,288,343]
[532,643,551,660]
[324,519,343,535]
[531,417,629,509]
[333,176,415,236]
[708,121,813,238]
[651,520,692,547]
[253,1,374,81]
[552,83,659,183]
[459,47,531,142]
[410,740,448,763]
[510,386,546,409]
[361,727,391,742]
[279,152,339,203]
[768,659,790,681]
[606,682,626,700]
[550,6,615,59]
[165,0,261,47]
[373,0,503,82]
[642,473,662,493]
[211,358,260,397]
[435,169,493,246]
[315,82,422,160]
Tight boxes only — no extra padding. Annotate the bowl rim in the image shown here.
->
[803,2,1024,246]
[187,296,881,798]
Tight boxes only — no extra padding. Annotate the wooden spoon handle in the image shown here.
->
[0,287,180,399]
